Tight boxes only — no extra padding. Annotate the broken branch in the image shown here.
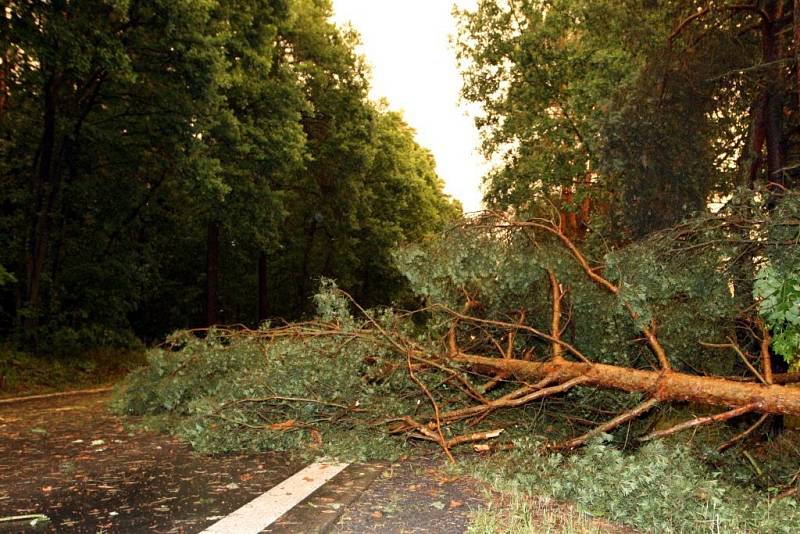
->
[553,398,660,450]
[640,403,759,442]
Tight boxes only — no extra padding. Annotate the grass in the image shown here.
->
[0,346,145,398]
[468,491,618,534]
[457,436,800,534]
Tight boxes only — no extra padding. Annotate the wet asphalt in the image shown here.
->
[0,391,486,533]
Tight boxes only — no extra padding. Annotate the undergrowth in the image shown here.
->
[468,492,606,533]
[0,345,144,397]
[460,437,800,534]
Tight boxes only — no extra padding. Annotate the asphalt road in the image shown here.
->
[0,391,486,533]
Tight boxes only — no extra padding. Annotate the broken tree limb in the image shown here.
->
[700,340,768,385]
[552,398,660,450]
[478,309,527,393]
[757,318,774,384]
[390,375,589,433]
[508,217,674,370]
[0,386,113,405]
[717,413,770,453]
[439,305,592,363]
[639,403,759,442]
[548,270,565,361]
[455,354,800,416]
[406,350,454,463]
[446,428,504,448]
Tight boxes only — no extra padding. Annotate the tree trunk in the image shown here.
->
[258,252,269,323]
[763,1,785,185]
[738,98,766,187]
[297,222,317,311]
[206,221,220,327]
[795,0,800,111]
[558,186,579,239]
[0,48,10,120]
[456,354,800,416]
[24,71,61,334]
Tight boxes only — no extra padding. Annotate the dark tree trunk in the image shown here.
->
[258,252,269,323]
[738,98,766,187]
[206,221,220,327]
[795,0,800,111]
[297,223,317,311]
[0,48,10,119]
[763,1,785,185]
[24,71,61,334]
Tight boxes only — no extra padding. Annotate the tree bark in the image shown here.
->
[738,98,766,188]
[24,70,61,334]
[258,252,269,323]
[206,221,220,327]
[456,354,800,417]
[795,0,800,111]
[762,0,785,185]
[0,48,10,120]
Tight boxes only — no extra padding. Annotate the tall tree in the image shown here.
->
[0,0,225,343]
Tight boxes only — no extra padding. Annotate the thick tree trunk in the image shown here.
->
[258,252,269,323]
[456,354,800,416]
[206,221,220,327]
[795,0,800,111]
[558,186,579,239]
[0,48,10,119]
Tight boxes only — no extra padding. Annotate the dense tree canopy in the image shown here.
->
[454,0,800,394]
[0,0,460,352]
[456,0,800,237]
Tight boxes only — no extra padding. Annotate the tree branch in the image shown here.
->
[553,398,659,450]
[640,403,759,442]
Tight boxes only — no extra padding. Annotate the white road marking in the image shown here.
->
[200,460,350,534]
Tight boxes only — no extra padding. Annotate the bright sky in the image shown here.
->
[330,0,487,213]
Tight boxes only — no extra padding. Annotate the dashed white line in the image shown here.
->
[200,460,350,534]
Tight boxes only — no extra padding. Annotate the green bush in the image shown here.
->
[467,437,800,534]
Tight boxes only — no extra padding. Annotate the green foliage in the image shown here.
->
[0,266,14,287]
[0,0,459,349]
[115,202,800,533]
[455,1,760,236]
[114,285,420,460]
[466,438,800,534]
[755,266,800,366]
[397,199,765,375]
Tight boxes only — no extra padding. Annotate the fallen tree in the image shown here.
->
[388,195,800,455]
[117,192,800,459]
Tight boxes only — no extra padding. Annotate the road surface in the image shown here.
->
[0,391,485,533]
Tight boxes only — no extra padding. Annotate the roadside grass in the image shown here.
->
[468,491,619,534]
[456,437,800,534]
[0,346,145,398]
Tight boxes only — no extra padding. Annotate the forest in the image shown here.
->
[5,0,800,532]
[0,0,460,354]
